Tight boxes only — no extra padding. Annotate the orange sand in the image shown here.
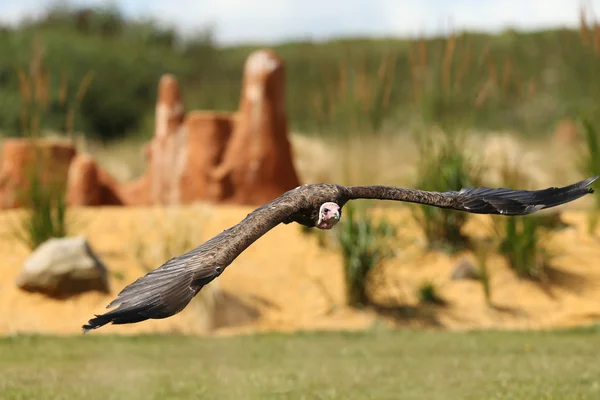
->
[1,204,599,336]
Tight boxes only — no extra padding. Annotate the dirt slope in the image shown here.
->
[1,205,599,336]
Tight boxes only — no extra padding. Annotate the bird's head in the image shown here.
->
[316,202,341,230]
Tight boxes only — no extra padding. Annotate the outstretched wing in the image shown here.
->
[82,191,303,333]
[341,176,598,216]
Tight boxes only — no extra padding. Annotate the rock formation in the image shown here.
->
[0,48,301,209]
[211,49,301,204]
[132,48,300,206]
[0,138,76,208]
[66,153,124,206]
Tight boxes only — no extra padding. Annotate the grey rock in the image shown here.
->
[16,236,110,298]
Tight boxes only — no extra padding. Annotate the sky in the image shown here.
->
[1,0,600,45]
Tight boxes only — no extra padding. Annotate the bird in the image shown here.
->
[82,176,598,333]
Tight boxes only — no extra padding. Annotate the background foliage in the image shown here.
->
[2,6,600,141]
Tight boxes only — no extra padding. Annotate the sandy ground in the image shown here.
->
[1,202,599,337]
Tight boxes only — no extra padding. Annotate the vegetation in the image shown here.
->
[1,330,600,399]
[411,131,483,253]
[7,36,93,250]
[417,280,446,305]
[336,203,397,307]
[11,163,68,250]
[576,118,600,233]
[3,6,600,140]
[489,157,555,281]
[475,242,493,304]
[496,215,553,281]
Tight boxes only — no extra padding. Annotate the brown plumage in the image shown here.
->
[82,176,598,333]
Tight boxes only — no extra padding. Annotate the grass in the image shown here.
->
[7,36,93,251]
[411,131,483,253]
[6,6,600,140]
[10,166,68,250]
[576,118,600,233]
[490,156,556,281]
[496,215,553,281]
[1,330,600,399]
[474,242,493,304]
[417,280,446,305]
[336,203,397,307]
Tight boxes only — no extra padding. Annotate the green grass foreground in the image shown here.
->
[1,328,599,399]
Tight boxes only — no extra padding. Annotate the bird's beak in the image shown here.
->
[332,210,340,221]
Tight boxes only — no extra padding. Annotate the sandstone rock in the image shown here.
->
[212,49,300,205]
[111,49,300,207]
[0,138,76,208]
[96,165,125,205]
[67,153,124,206]
[155,74,185,139]
[66,153,101,206]
[16,236,110,298]
[145,111,233,205]
[179,111,233,203]
[119,174,150,206]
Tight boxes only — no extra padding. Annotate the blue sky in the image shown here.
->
[2,0,600,44]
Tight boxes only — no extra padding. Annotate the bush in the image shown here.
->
[576,118,600,233]
[336,203,396,307]
[492,156,556,281]
[11,162,68,250]
[495,215,553,281]
[412,131,483,253]
[417,280,445,305]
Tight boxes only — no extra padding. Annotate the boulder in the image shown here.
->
[16,236,110,298]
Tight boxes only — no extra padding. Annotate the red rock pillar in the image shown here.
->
[213,49,300,205]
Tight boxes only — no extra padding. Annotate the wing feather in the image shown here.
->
[82,191,303,333]
[342,176,598,216]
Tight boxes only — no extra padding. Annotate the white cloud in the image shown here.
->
[2,0,600,44]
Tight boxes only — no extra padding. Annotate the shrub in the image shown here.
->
[492,156,555,281]
[473,240,493,304]
[495,215,553,281]
[11,161,68,250]
[417,280,445,305]
[336,203,396,307]
[576,118,600,233]
[412,131,483,253]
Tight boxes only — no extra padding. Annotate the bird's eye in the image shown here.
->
[323,208,329,213]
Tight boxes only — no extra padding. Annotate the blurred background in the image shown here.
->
[1,1,600,399]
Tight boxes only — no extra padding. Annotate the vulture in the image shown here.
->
[82,176,598,333]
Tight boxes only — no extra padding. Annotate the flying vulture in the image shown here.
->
[82,176,598,333]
